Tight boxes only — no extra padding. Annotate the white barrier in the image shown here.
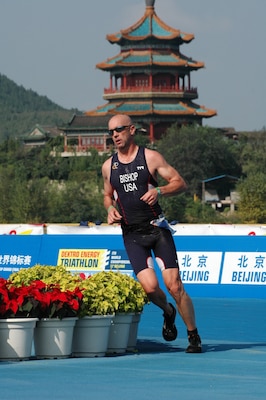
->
[0,224,45,235]
[46,224,266,236]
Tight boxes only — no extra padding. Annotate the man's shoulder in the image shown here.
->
[144,147,162,160]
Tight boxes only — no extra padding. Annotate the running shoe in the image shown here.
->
[186,333,202,353]
[162,303,178,341]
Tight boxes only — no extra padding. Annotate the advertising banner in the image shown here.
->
[0,226,265,298]
[39,235,133,277]
[57,248,132,276]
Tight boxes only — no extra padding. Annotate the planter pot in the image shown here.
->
[127,312,142,351]
[34,317,77,359]
[72,315,113,358]
[0,318,38,360]
[107,313,134,354]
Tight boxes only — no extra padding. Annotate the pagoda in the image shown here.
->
[63,0,216,151]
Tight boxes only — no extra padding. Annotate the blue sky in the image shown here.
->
[0,0,265,131]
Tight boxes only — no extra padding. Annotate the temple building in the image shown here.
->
[62,0,216,153]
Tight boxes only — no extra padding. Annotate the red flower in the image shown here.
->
[0,278,83,319]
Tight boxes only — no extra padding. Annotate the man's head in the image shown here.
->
[108,114,135,149]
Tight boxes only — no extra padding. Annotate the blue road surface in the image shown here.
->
[0,297,265,400]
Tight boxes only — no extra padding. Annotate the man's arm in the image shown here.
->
[156,157,187,196]
[140,148,187,206]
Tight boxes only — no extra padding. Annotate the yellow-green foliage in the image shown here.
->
[78,271,149,317]
[9,266,149,317]
[9,264,80,291]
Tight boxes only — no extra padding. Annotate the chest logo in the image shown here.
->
[112,162,119,170]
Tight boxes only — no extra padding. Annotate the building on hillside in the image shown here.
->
[21,125,64,148]
[201,174,240,212]
[62,0,216,153]
[62,115,112,154]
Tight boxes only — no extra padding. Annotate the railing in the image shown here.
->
[63,144,110,154]
[103,86,197,94]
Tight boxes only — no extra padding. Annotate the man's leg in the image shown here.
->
[137,267,171,311]
[162,268,196,330]
[162,268,202,352]
[137,268,178,341]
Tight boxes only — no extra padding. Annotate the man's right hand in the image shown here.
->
[107,206,122,224]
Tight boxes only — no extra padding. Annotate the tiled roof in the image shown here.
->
[64,114,111,130]
[23,124,63,139]
[106,1,194,45]
[97,50,203,70]
[85,100,216,118]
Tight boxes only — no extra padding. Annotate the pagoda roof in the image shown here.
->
[85,100,217,119]
[97,49,204,71]
[107,0,194,45]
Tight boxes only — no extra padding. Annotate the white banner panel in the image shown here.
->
[172,224,266,236]
[46,224,122,235]
[178,251,222,284]
[221,252,266,284]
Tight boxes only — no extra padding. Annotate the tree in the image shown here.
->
[46,179,106,224]
[235,130,266,223]
[0,167,14,222]
[9,178,32,222]
[157,124,241,198]
[184,198,225,224]
[238,130,266,176]
[158,193,187,223]
[155,124,242,222]
[237,172,266,223]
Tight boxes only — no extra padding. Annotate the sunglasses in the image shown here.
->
[108,125,130,136]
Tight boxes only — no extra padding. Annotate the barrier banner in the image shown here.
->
[0,230,265,298]
[37,235,266,298]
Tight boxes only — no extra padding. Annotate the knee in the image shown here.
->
[145,285,160,298]
[167,280,185,301]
